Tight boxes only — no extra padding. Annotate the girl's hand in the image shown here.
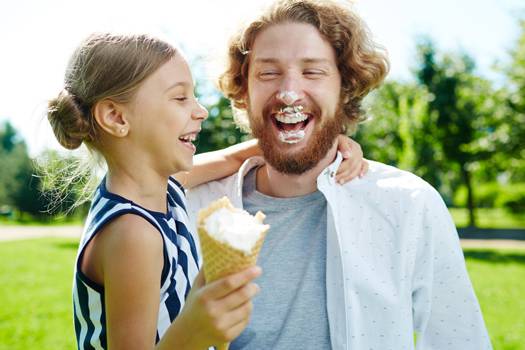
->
[169,267,261,349]
[335,135,368,185]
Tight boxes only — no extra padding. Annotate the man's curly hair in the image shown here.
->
[218,0,389,133]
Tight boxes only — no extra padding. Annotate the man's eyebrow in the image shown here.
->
[252,57,279,64]
[252,57,332,64]
[164,81,189,93]
[301,58,332,65]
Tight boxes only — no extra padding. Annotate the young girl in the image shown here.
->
[47,33,366,350]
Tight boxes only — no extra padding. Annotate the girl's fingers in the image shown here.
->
[205,266,261,299]
[351,139,364,158]
[215,302,253,342]
[338,166,361,184]
[218,282,260,312]
[220,300,254,331]
[336,153,359,173]
[336,135,356,159]
[336,160,369,184]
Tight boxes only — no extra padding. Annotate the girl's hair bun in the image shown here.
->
[47,89,92,150]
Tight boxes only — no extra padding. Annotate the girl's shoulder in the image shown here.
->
[167,176,187,211]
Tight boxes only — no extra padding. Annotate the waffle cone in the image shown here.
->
[197,197,268,283]
[197,197,268,350]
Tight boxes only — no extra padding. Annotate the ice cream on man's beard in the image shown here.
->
[274,90,309,144]
[197,197,269,350]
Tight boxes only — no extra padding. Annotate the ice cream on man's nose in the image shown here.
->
[277,90,300,105]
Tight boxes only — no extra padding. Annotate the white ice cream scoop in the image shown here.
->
[204,206,269,254]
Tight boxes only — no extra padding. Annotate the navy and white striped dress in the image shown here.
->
[73,176,200,349]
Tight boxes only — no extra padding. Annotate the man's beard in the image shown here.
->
[249,102,345,175]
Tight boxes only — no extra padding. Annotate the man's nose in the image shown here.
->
[276,75,304,105]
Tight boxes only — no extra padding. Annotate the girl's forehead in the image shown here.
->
[154,56,195,90]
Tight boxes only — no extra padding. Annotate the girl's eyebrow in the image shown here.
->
[164,81,189,93]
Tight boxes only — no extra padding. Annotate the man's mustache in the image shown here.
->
[262,99,321,117]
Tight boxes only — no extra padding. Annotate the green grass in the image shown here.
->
[449,207,525,229]
[1,238,524,349]
[464,249,525,350]
[0,216,83,226]
[3,207,523,229]
[0,238,77,350]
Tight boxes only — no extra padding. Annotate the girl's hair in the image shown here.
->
[44,33,177,208]
[218,0,389,134]
[48,32,177,150]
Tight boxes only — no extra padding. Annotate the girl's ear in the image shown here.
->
[93,99,130,137]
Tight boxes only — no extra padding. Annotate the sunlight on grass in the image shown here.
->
[1,238,524,349]
[464,249,525,350]
[0,238,77,350]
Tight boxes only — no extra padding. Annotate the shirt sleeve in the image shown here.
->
[411,187,492,350]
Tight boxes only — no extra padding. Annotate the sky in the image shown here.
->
[0,0,523,156]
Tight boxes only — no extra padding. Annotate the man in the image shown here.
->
[187,0,492,349]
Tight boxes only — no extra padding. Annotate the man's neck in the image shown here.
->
[256,141,338,198]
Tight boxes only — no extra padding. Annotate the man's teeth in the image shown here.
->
[179,133,196,142]
[275,112,308,124]
[281,105,303,113]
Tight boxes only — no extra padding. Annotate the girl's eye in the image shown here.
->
[173,97,188,101]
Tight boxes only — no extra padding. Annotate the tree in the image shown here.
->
[197,94,251,154]
[0,121,52,219]
[415,40,501,226]
[499,19,525,182]
[357,82,447,188]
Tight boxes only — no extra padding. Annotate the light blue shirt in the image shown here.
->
[230,167,331,349]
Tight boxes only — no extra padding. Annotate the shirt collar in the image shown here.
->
[234,151,344,193]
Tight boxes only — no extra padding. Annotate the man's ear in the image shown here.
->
[92,99,130,137]
[237,91,248,109]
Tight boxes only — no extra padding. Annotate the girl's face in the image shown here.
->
[126,54,208,174]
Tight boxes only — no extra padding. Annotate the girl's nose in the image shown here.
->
[193,101,208,120]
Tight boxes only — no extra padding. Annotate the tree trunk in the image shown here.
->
[461,165,476,227]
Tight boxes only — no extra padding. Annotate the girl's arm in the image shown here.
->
[334,134,369,184]
[83,214,260,350]
[175,136,368,189]
[174,139,261,189]
[86,214,165,350]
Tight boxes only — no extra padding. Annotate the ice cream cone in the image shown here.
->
[197,197,268,350]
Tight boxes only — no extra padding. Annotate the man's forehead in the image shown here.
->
[249,23,336,65]
[251,57,334,65]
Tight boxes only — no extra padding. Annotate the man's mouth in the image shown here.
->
[272,106,312,144]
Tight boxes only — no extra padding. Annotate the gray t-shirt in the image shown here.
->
[230,167,331,350]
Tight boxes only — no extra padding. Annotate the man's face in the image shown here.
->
[246,22,344,174]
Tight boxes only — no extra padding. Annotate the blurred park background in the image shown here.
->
[1,0,525,349]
